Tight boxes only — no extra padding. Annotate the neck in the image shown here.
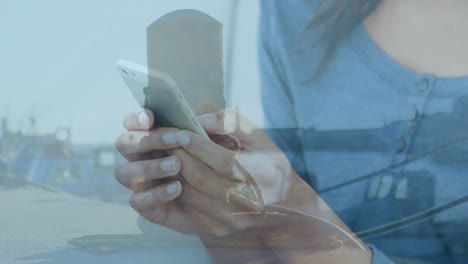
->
[380,0,468,20]
[364,0,468,77]
[370,0,468,40]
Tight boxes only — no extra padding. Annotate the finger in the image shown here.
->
[117,149,168,164]
[181,201,233,237]
[197,107,241,151]
[199,111,276,152]
[179,183,254,233]
[172,130,245,180]
[197,110,255,141]
[170,148,240,198]
[130,181,182,212]
[134,182,229,237]
[123,109,155,131]
[209,134,241,152]
[149,150,167,159]
[195,105,217,115]
[115,128,180,160]
[138,200,232,237]
[115,156,181,191]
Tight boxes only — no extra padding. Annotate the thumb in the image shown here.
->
[197,110,255,141]
[195,104,217,115]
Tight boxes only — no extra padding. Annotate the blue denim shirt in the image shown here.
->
[258,1,468,263]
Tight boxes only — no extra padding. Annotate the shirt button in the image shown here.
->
[416,78,430,93]
[451,243,466,255]
[296,129,303,137]
[396,138,407,153]
[377,175,393,199]
[407,109,420,122]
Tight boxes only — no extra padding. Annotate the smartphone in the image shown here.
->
[117,60,208,138]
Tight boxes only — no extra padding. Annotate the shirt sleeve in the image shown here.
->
[257,0,315,187]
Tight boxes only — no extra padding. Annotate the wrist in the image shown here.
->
[259,206,372,263]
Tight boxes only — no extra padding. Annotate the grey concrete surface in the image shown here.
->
[0,186,209,264]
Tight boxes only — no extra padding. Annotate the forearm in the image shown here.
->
[200,206,373,264]
[262,217,371,263]
[260,174,373,263]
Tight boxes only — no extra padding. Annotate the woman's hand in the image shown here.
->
[115,109,309,233]
[115,109,242,237]
[115,109,372,263]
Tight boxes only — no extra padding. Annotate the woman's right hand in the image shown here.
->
[114,109,257,238]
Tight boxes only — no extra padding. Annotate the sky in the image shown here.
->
[2,0,261,144]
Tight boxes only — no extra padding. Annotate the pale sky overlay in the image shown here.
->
[2,0,262,144]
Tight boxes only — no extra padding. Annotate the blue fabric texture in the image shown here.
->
[258,1,468,263]
[369,245,395,264]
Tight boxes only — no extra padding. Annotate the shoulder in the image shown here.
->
[258,0,321,49]
[259,0,321,20]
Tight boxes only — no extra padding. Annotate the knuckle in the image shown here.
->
[148,207,169,225]
[129,194,140,211]
[212,226,231,237]
[149,187,168,206]
[115,134,127,153]
[148,130,164,148]
[137,135,150,153]
[181,187,195,202]
[114,164,127,184]
[117,132,142,155]
[142,160,154,179]
[139,129,168,151]
[232,217,251,232]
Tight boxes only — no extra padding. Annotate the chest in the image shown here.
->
[285,40,468,223]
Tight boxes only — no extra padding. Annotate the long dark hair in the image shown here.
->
[300,0,382,78]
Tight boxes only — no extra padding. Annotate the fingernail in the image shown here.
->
[166,181,182,197]
[160,157,179,174]
[176,131,191,146]
[137,111,149,127]
[198,113,217,126]
[162,132,177,144]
